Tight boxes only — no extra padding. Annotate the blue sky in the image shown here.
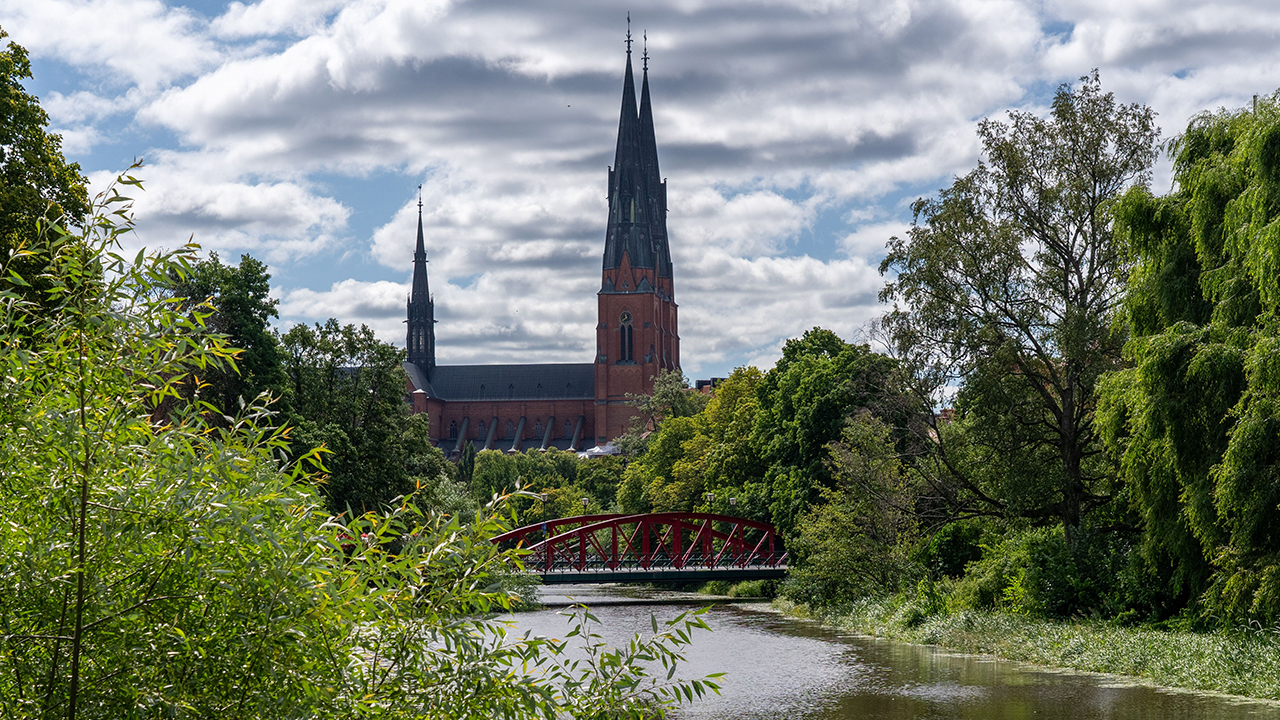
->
[6,0,1278,378]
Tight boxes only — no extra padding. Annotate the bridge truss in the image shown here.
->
[490,512,787,584]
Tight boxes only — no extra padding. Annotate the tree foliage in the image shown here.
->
[752,328,910,534]
[0,28,89,304]
[279,319,449,515]
[1100,94,1280,624]
[880,72,1159,537]
[783,414,922,606]
[162,252,284,417]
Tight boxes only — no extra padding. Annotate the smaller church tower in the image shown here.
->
[406,193,435,377]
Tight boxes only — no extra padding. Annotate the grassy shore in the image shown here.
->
[777,596,1280,701]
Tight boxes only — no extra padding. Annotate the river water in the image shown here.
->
[511,584,1280,719]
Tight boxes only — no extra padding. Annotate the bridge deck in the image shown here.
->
[535,566,788,585]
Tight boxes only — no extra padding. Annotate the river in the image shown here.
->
[511,583,1280,719]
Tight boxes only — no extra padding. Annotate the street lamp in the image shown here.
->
[705,492,715,505]
[729,496,737,507]
[538,493,548,503]
[581,497,590,511]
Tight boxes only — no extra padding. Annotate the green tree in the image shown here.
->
[783,414,921,606]
[880,72,1159,540]
[1100,95,1280,624]
[279,320,447,514]
[0,28,90,302]
[752,328,908,535]
[616,369,708,456]
[163,252,284,417]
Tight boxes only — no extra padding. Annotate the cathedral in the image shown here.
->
[403,38,679,456]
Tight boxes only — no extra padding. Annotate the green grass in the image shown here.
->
[777,596,1280,700]
[697,579,777,598]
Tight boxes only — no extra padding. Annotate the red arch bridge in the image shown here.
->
[490,512,787,584]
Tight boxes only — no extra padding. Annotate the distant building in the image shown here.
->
[404,38,679,456]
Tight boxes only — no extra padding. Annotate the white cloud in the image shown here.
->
[17,0,1280,376]
[2,0,220,90]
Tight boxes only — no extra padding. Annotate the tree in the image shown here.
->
[751,328,909,535]
[879,72,1159,540]
[783,414,921,606]
[279,320,447,514]
[163,252,284,417]
[615,369,708,456]
[1099,95,1280,624]
[0,27,90,302]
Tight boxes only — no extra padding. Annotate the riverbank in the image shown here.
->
[777,596,1280,701]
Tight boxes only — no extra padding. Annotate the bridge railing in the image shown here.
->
[491,512,787,574]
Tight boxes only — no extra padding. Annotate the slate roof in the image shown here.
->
[404,362,595,401]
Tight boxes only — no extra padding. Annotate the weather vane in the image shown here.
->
[626,13,632,54]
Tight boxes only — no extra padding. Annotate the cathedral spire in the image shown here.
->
[407,186,435,375]
[603,26,658,272]
[638,44,671,278]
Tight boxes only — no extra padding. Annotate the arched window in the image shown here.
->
[477,420,486,439]
[564,419,573,439]
[533,419,543,437]
[448,420,458,439]
[506,419,515,438]
[619,311,634,362]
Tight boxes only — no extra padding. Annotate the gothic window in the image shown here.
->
[506,419,515,438]
[564,419,573,439]
[448,420,458,439]
[477,420,486,439]
[533,419,543,437]
[619,311,634,362]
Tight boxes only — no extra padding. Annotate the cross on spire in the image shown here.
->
[642,30,648,71]
[625,13,632,54]
[417,184,423,212]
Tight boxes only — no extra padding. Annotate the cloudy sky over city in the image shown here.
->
[5,0,1278,377]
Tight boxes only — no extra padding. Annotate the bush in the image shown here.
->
[949,524,1148,619]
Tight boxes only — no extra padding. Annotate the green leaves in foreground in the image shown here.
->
[0,167,718,719]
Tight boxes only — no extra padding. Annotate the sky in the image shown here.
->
[5,0,1279,379]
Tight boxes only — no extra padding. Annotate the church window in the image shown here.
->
[477,420,486,438]
[506,419,515,438]
[449,420,458,439]
[534,419,543,437]
[564,419,573,439]
[619,311,633,362]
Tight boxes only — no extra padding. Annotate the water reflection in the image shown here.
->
[513,585,1280,720]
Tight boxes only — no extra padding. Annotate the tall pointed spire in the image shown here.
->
[412,189,429,300]
[637,36,671,278]
[603,21,658,271]
[407,186,435,375]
